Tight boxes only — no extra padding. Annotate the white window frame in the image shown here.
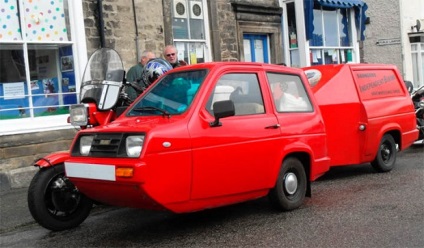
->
[0,0,87,136]
[172,0,212,64]
[308,7,359,65]
[280,0,360,67]
[411,43,424,88]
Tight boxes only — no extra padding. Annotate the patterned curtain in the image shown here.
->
[0,0,22,41]
[22,0,69,41]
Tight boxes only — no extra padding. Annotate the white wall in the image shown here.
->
[400,0,424,83]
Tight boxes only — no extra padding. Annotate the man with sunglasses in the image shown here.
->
[163,45,187,68]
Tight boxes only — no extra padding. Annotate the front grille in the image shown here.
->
[71,132,144,158]
[90,133,124,157]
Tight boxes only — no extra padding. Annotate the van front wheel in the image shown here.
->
[268,157,306,211]
[371,134,397,172]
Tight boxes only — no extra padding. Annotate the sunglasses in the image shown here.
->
[166,53,176,57]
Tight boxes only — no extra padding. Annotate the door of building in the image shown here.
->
[243,34,269,63]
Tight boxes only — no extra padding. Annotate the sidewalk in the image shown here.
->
[0,166,38,192]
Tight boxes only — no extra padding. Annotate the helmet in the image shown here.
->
[141,58,173,87]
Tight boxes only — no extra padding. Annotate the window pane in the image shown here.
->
[340,49,353,63]
[172,0,189,39]
[290,49,301,68]
[0,45,30,119]
[310,9,323,46]
[174,41,206,65]
[208,73,264,116]
[0,0,22,41]
[30,44,77,116]
[311,49,323,65]
[23,0,70,41]
[323,10,338,46]
[189,0,205,39]
[324,49,338,64]
[339,9,351,47]
[267,73,313,112]
[421,47,424,86]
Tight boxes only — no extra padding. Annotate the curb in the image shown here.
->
[0,167,38,192]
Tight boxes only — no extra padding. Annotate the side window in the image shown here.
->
[267,72,313,112]
[207,73,265,116]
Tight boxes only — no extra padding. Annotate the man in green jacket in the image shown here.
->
[125,50,155,100]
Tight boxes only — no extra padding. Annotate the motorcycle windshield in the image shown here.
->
[80,48,125,110]
[128,69,209,116]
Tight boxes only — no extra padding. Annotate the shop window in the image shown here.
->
[171,0,210,64]
[0,0,77,121]
[286,2,300,67]
[309,6,354,65]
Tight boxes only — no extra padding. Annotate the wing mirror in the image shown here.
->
[210,100,235,127]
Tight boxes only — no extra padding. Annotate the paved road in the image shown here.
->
[1,145,423,247]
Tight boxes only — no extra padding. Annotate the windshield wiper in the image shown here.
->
[131,106,171,117]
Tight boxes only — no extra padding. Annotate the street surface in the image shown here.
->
[1,145,423,247]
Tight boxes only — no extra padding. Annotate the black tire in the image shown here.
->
[28,164,93,231]
[371,134,397,172]
[268,157,307,211]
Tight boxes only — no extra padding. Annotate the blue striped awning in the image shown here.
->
[317,0,365,8]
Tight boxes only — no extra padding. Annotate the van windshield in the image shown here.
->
[127,69,208,116]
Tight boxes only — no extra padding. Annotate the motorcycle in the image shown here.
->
[27,48,142,231]
[411,85,424,144]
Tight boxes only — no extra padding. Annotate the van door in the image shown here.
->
[190,72,281,199]
[352,68,408,161]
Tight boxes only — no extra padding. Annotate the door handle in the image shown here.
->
[265,124,280,129]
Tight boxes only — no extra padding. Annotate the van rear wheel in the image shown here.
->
[268,157,306,211]
[371,134,397,172]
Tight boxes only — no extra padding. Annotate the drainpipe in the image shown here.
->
[132,0,140,62]
[98,0,105,48]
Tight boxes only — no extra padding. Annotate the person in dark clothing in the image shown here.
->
[125,50,155,100]
[126,50,156,83]
[163,45,187,68]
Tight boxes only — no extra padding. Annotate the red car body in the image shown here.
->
[64,62,417,213]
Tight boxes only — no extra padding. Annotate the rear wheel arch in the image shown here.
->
[386,130,401,150]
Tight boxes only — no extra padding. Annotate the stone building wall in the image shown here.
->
[362,0,403,72]
[83,0,166,71]
[0,129,77,191]
[209,0,282,63]
[215,0,239,61]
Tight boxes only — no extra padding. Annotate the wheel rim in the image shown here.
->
[44,173,82,218]
[380,142,393,164]
[284,172,298,195]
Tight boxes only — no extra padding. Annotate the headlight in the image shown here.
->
[80,136,94,156]
[126,135,144,157]
[70,104,88,126]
